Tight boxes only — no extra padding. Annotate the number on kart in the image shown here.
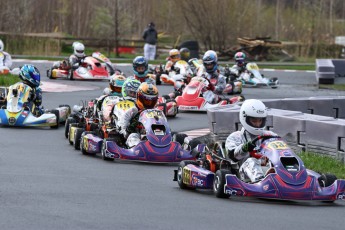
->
[145,110,163,119]
[267,141,288,150]
[117,101,135,110]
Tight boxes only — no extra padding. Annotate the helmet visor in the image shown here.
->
[138,93,158,109]
[110,85,122,93]
[76,50,84,54]
[246,116,266,129]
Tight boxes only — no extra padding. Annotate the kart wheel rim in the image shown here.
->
[177,166,183,183]
[213,175,220,192]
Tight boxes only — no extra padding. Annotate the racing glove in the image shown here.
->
[241,141,256,152]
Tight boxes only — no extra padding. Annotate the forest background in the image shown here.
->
[1,0,345,60]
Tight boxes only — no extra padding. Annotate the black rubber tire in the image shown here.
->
[50,109,60,129]
[65,117,76,138]
[74,128,85,150]
[156,74,162,85]
[102,138,114,161]
[189,139,202,149]
[213,169,232,198]
[177,160,199,190]
[173,133,188,146]
[80,131,97,155]
[68,70,74,80]
[318,173,337,187]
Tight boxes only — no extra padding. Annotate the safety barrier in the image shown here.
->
[315,59,345,84]
[207,98,345,162]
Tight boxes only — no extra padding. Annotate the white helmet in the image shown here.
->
[73,42,85,58]
[239,99,267,136]
[0,39,4,52]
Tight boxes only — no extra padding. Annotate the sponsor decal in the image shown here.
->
[267,141,288,150]
[225,188,238,196]
[192,175,205,187]
[338,193,345,200]
[263,184,269,191]
[8,117,16,125]
[179,106,198,110]
[182,168,191,185]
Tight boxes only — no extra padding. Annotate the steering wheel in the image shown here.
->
[249,135,281,159]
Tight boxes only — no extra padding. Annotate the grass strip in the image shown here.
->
[0,74,20,87]
[298,151,345,179]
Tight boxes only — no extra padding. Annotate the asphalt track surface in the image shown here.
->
[1,61,345,230]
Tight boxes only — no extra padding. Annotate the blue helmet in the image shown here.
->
[19,64,40,87]
[202,50,218,73]
[133,56,148,78]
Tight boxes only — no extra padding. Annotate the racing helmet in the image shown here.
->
[234,52,246,67]
[239,99,267,136]
[202,50,218,73]
[180,47,190,61]
[122,78,141,100]
[133,56,148,78]
[0,39,4,52]
[136,82,159,110]
[19,64,41,88]
[109,74,126,96]
[169,49,181,63]
[73,42,85,58]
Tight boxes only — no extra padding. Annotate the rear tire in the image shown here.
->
[68,123,78,145]
[177,160,199,190]
[318,173,337,187]
[65,117,76,138]
[74,128,85,150]
[50,109,60,129]
[173,133,188,146]
[213,169,232,198]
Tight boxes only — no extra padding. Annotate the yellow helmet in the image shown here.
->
[168,49,181,63]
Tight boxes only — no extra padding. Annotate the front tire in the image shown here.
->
[213,169,232,198]
[102,138,114,161]
[318,173,337,187]
[49,109,60,129]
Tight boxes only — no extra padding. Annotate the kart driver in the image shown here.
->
[117,82,159,148]
[0,39,13,73]
[94,74,127,118]
[229,52,248,79]
[132,56,155,85]
[164,49,181,73]
[201,50,226,103]
[18,64,43,117]
[225,99,277,183]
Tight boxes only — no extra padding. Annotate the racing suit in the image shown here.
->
[225,128,277,183]
[69,54,87,70]
[203,70,226,104]
[117,105,143,148]
[0,51,13,72]
[22,81,43,117]
[132,75,156,85]
[229,63,248,80]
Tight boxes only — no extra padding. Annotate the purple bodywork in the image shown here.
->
[179,137,345,201]
[82,109,195,163]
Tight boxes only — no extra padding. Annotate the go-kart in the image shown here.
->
[174,135,345,202]
[91,52,124,77]
[189,58,242,95]
[47,54,110,81]
[175,76,244,112]
[156,96,178,118]
[80,108,200,163]
[229,63,278,88]
[0,82,70,128]
[66,99,99,149]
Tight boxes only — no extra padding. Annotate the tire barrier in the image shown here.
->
[207,97,345,163]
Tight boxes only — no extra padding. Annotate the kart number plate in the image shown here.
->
[268,141,288,150]
[179,106,198,110]
[117,101,135,110]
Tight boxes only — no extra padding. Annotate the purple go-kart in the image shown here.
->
[80,108,201,163]
[174,135,345,202]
